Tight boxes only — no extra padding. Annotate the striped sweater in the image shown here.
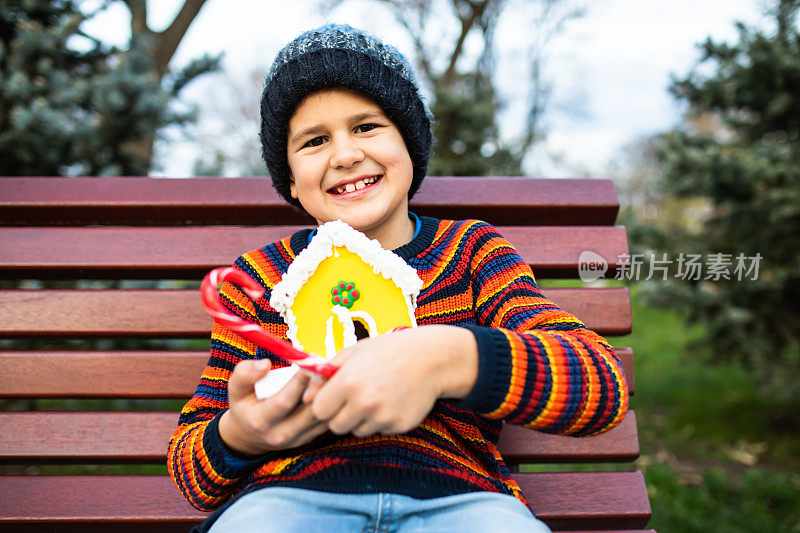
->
[168,216,629,521]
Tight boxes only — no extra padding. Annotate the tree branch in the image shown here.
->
[371,0,436,80]
[444,0,490,82]
[153,0,208,77]
[123,0,149,35]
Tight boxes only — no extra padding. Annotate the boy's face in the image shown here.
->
[287,88,415,249]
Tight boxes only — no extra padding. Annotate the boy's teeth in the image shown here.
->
[333,175,379,194]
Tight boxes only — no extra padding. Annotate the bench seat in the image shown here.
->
[0,176,651,531]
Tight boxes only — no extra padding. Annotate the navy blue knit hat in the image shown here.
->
[260,24,433,209]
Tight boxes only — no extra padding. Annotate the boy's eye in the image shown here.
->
[355,123,379,134]
[303,136,326,148]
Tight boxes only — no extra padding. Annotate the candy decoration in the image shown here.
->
[331,281,360,309]
[201,267,338,378]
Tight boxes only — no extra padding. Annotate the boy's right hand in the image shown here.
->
[218,359,328,456]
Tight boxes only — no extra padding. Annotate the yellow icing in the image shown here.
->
[290,246,415,358]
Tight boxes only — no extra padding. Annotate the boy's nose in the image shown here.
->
[329,136,365,168]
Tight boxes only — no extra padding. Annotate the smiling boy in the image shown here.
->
[168,24,628,533]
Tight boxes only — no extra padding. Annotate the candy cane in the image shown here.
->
[200,267,338,379]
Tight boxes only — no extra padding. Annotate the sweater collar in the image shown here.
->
[289,214,438,261]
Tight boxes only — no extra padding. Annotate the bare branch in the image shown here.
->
[123,0,149,35]
[364,0,436,79]
[153,0,208,77]
[444,0,492,82]
[476,0,504,78]
[520,0,587,152]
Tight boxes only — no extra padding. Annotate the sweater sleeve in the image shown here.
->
[454,222,629,437]
[167,264,289,511]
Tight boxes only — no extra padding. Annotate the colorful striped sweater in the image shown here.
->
[168,216,629,522]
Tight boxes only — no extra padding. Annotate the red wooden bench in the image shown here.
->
[0,176,653,532]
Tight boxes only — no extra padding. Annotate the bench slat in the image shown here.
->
[0,351,208,398]
[0,411,638,463]
[0,225,629,279]
[0,348,634,397]
[0,472,649,530]
[0,177,620,226]
[516,471,652,530]
[499,412,639,462]
[0,287,632,337]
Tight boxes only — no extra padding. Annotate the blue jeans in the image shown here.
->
[207,487,551,532]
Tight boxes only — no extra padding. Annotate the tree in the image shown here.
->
[428,70,524,175]
[0,0,219,175]
[324,0,584,176]
[120,0,217,168]
[642,0,800,415]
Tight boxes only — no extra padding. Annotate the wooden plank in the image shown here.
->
[0,290,211,337]
[0,524,198,533]
[0,225,629,279]
[0,476,206,527]
[0,177,310,227]
[0,352,209,398]
[617,347,635,395]
[0,473,650,530]
[0,348,634,398]
[0,226,309,278]
[0,411,638,463]
[0,287,631,337]
[499,411,639,462]
[516,471,652,530]
[0,412,177,462]
[0,177,620,226]
[414,177,620,226]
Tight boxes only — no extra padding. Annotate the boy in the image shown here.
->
[168,24,628,533]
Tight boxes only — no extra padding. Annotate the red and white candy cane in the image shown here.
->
[200,267,338,379]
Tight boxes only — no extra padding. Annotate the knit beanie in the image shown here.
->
[260,24,433,209]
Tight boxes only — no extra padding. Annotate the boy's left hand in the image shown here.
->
[304,325,478,437]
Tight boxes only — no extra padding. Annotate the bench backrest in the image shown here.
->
[0,176,652,531]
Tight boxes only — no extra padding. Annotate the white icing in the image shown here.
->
[323,306,358,358]
[270,220,423,351]
[323,308,380,357]
[324,315,336,359]
[331,304,358,350]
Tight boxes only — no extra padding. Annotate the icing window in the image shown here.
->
[353,319,370,341]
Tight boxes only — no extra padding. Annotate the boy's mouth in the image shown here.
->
[327,175,382,195]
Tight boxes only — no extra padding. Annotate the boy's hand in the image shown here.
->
[218,359,328,456]
[305,325,478,438]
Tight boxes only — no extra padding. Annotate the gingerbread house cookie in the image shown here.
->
[270,219,423,360]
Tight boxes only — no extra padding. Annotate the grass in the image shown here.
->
[643,463,800,532]
[606,282,800,532]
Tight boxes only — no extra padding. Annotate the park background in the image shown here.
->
[2,1,799,531]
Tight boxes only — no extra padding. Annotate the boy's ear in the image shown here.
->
[289,176,298,199]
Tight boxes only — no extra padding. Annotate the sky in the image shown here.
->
[84,0,768,177]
